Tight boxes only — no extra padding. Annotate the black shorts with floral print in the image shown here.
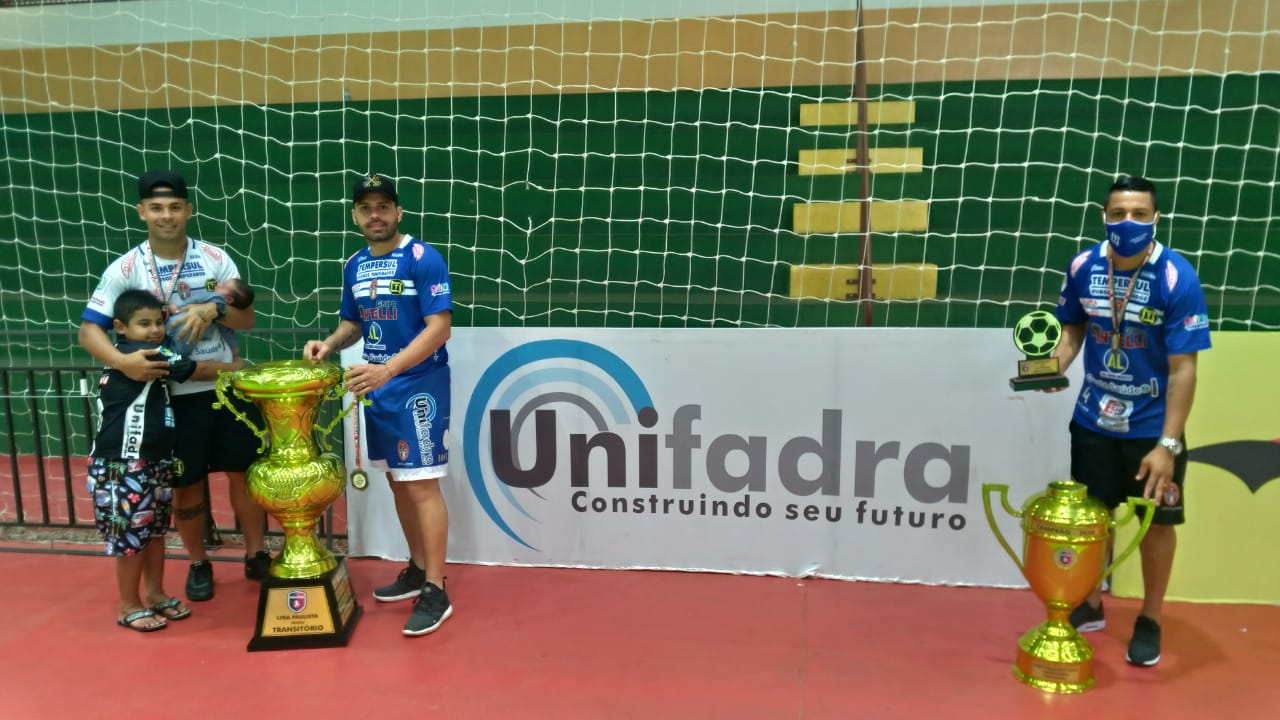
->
[87,457,175,556]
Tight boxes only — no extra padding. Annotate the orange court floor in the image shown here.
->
[0,546,1276,720]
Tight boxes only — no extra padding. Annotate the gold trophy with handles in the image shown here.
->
[214,360,362,651]
[983,480,1154,693]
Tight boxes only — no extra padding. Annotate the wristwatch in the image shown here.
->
[1158,437,1184,456]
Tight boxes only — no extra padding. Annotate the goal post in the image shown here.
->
[1,0,1277,522]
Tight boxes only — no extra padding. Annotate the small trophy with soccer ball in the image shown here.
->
[1010,310,1069,391]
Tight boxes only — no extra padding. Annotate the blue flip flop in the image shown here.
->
[151,597,192,621]
[118,608,167,632]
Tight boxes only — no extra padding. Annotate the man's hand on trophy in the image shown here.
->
[1136,449,1175,506]
[303,340,332,361]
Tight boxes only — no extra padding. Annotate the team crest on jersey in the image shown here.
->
[1165,262,1179,291]
[177,281,191,300]
[287,590,307,613]
[389,279,404,294]
[397,440,410,462]
[1163,483,1181,507]
[369,279,378,298]
[412,243,424,260]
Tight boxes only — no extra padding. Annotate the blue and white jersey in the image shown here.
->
[1055,241,1212,438]
[82,237,242,396]
[340,234,452,373]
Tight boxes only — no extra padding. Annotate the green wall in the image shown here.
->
[1,73,1276,368]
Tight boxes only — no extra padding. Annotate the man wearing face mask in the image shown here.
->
[1047,175,1212,668]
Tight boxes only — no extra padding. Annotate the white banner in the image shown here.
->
[341,328,1082,587]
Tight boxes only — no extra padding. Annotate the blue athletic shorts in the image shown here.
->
[364,364,450,473]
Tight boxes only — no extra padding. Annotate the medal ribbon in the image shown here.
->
[352,398,362,470]
[143,239,189,306]
[1106,245,1152,351]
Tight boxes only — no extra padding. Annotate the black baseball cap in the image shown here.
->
[137,169,189,201]
[352,173,398,204]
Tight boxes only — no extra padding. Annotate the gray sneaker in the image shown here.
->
[373,562,426,602]
[403,582,452,636]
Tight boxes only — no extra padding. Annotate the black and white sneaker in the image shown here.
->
[1126,615,1162,667]
[373,562,426,602]
[1068,600,1105,633]
[403,582,452,636]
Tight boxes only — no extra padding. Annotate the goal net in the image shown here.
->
[1,0,1277,522]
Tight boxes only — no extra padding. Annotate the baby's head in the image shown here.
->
[217,278,255,309]
[112,289,166,344]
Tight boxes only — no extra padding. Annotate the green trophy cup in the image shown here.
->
[214,360,362,651]
[983,481,1154,693]
[1009,310,1069,391]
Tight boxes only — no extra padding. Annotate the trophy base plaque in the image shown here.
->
[1011,621,1095,694]
[248,559,362,652]
[1009,357,1070,392]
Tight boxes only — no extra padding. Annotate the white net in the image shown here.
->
[1,0,1278,521]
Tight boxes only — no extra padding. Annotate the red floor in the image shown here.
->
[0,550,1276,719]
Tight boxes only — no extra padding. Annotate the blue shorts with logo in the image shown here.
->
[364,364,450,470]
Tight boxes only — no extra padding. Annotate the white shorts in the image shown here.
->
[367,459,447,482]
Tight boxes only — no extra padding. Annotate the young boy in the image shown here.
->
[89,289,245,631]
[166,278,255,358]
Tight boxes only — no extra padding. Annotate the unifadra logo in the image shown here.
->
[465,340,972,552]
[465,340,654,551]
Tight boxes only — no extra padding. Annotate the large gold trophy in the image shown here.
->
[214,360,362,651]
[983,481,1153,693]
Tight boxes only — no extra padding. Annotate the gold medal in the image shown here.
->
[350,394,369,491]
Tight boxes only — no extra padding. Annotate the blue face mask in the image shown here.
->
[1105,219,1156,257]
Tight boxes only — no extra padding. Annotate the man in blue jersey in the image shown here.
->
[1049,175,1212,667]
[303,173,454,636]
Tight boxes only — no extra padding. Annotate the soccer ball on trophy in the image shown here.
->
[1009,310,1068,391]
[1012,310,1062,359]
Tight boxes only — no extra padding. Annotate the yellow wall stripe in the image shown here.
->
[789,263,938,301]
[797,147,923,176]
[1,2,1261,113]
[799,101,915,126]
[792,200,928,234]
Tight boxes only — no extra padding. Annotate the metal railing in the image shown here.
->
[0,356,347,552]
